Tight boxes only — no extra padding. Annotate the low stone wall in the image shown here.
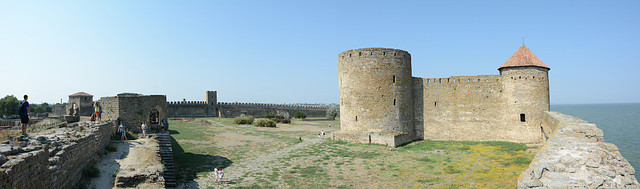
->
[518,112,638,188]
[332,131,412,147]
[0,120,116,189]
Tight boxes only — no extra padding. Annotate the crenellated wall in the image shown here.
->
[518,112,638,188]
[166,91,332,118]
[0,120,117,189]
[216,102,329,118]
[336,47,550,146]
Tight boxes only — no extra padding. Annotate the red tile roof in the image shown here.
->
[69,92,93,97]
[498,45,550,70]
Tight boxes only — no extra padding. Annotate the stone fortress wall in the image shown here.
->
[101,93,168,132]
[334,46,549,147]
[167,91,331,118]
[335,46,638,187]
[0,120,117,189]
[518,112,639,188]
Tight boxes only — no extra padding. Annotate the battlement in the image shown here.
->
[422,75,502,85]
[167,101,208,105]
[217,102,327,109]
[338,48,411,60]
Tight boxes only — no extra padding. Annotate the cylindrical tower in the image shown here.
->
[498,45,550,143]
[336,48,414,146]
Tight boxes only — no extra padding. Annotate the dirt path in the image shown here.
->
[87,138,161,189]
[183,121,322,188]
[88,141,130,189]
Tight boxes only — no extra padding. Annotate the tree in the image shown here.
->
[326,107,338,120]
[294,111,307,120]
[31,104,45,113]
[262,111,275,119]
[0,95,19,117]
[41,102,52,112]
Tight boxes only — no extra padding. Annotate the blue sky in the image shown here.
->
[1,1,638,104]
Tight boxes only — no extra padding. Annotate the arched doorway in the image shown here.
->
[150,109,160,124]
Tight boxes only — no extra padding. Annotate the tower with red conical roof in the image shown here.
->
[499,45,551,142]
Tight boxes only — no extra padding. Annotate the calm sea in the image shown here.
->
[552,103,640,181]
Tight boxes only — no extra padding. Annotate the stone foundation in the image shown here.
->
[332,131,412,147]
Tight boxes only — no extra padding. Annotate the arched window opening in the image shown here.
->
[150,109,160,124]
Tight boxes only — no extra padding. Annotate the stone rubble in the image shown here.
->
[0,120,116,189]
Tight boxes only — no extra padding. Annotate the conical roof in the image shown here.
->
[498,45,550,70]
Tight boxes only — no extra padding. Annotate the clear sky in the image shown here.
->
[1,1,638,105]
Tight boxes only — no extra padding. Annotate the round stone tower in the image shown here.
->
[499,45,550,143]
[335,48,414,147]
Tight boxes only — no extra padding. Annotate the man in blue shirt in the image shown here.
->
[19,95,30,135]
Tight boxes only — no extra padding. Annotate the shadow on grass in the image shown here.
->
[170,131,232,184]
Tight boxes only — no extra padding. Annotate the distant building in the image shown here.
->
[67,92,94,117]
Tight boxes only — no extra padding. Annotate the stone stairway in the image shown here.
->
[156,133,177,188]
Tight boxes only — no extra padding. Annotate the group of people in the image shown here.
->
[117,119,169,140]
[214,167,225,184]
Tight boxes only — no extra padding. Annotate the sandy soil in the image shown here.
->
[87,138,161,189]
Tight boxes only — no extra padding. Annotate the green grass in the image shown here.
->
[168,117,534,188]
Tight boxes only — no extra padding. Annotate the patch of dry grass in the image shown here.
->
[170,117,535,188]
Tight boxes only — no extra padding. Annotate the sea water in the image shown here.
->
[552,103,640,181]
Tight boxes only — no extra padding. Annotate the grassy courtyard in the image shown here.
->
[169,117,534,188]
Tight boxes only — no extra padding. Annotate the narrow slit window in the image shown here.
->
[393,99,396,106]
[520,114,526,122]
[393,76,396,83]
[434,102,437,106]
[355,116,358,121]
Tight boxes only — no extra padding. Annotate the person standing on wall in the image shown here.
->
[18,95,30,135]
[94,101,102,122]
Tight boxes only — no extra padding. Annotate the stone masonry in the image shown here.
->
[167,91,331,118]
[101,93,168,133]
[518,112,638,188]
[0,120,117,189]
[334,45,550,147]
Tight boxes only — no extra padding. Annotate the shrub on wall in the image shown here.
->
[256,118,276,127]
[233,116,255,124]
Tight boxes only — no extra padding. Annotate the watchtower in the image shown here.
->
[499,44,551,142]
[334,48,415,147]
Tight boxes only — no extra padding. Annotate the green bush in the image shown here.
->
[294,111,307,119]
[233,116,255,124]
[262,111,276,119]
[326,107,338,120]
[256,118,276,127]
